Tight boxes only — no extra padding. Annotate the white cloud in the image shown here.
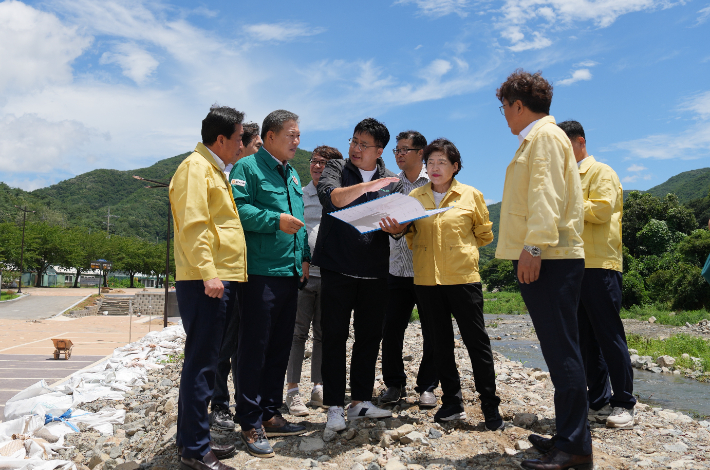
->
[622,175,640,183]
[697,5,710,25]
[575,60,599,67]
[99,43,159,84]
[243,22,326,42]
[492,0,675,52]
[0,0,91,94]
[485,198,497,205]
[627,164,647,172]
[395,0,470,18]
[422,59,453,79]
[558,68,593,86]
[0,114,107,175]
[609,90,710,160]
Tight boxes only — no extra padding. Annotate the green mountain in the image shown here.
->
[0,149,313,241]
[624,168,710,204]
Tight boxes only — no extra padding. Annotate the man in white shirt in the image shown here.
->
[380,130,438,408]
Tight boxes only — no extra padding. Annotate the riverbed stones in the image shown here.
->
[300,436,325,452]
[512,413,538,428]
[657,355,676,368]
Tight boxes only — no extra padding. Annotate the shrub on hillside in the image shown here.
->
[622,270,649,308]
[480,259,519,292]
[670,264,710,311]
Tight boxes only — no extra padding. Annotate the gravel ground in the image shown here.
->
[54,319,710,470]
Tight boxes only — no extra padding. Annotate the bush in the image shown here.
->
[670,264,710,311]
[646,269,675,304]
[622,270,649,308]
[637,219,676,256]
[480,259,519,292]
[106,277,145,288]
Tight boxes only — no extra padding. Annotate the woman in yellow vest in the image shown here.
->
[403,138,502,428]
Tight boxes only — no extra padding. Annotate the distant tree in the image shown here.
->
[480,259,519,292]
[112,236,159,288]
[677,229,710,268]
[61,229,109,287]
[23,223,71,287]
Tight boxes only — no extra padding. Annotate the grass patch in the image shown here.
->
[620,304,710,326]
[483,291,528,315]
[0,292,20,301]
[626,333,710,372]
[160,352,184,364]
[67,294,101,312]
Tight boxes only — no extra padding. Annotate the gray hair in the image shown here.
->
[261,110,299,140]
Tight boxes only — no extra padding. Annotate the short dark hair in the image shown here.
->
[312,145,343,161]
[201,105,245,146]
[496,69,553,114]
[396,130,427,149]
[242,122,260,146]
[557,120,586,143]
[354,118,390,148]
[261,110,299,140]
[422,138,462,177]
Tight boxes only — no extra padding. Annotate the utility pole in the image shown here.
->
[14,206,35,294]
[103,207,119,238]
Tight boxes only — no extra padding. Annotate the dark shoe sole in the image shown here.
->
[264,428,307,437]
[177,447,236,460]
[210,423,236,431]
[520,460,592,470]
[240,435,274,458]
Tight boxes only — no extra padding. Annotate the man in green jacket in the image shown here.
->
[230,109,309,458]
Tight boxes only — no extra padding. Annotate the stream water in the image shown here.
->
[470,314,710,419]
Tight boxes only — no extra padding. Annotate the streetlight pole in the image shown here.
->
[133,175,171,328]
[14,206,35,294]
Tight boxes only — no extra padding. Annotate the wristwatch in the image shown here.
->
[523,245,541,257]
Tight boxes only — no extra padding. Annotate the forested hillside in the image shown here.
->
[0,149,313,241]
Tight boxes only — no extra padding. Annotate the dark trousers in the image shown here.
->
[578,269,636,410]
[514,259,592,456]
[414,282,499,407]
[235,275,298,431]
[382,275,438,393]
[175,280,239,460]
[320,269,388,407]
[212,283,243,409]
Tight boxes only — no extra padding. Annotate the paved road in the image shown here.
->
[0,353,106,421]
[0,294,87,320]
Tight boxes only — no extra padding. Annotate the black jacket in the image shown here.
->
[313,158,403,278]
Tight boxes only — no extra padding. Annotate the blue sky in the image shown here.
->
[0,0,709,203]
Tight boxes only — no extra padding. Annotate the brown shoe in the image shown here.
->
[521,447,593,470]
[419,391,437,408]
[263,414,306,437]
[180,450,235,470]
[177,441,235,460]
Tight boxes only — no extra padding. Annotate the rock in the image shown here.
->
[682,353,690,360]
[159,379,173,387]
[379,434,394,448]
[513,413,538,428]
[663,442,689,453]
[657,355,676,368]
[399,431,426,445]
[648,316,656,323]
[504,448,517,456]
[403,355,413,361]
[302,458,319,468]
[355,451,376,464]
[427,428,443,439]
[114,463,141,470]
[628,349,638,355]
[648,367,663,374]
[395,424,415,436]
[164,398,177,413]
[344,428,358,440]
[162,425,177,444]
[300,436,325,452]
[366,463,380,470]
[351,429,370,446]
[123,419,147,436]
[317,455,331,462]
[515,440,532,450]
[109,447,121,459]
[323,428,338,442]
[89,453,109,469]
[384,460,407,470]
[351,464,366,470]
[530,371,549,381]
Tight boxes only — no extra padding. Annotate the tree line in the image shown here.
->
[481,191,710,311]
[0,221,173,288]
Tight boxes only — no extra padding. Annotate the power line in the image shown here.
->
[103,206,120,238]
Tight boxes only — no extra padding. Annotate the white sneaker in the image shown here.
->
[326,406,347,431]
[347,401,392,420]
[286,391,309,416]
[588,403,612,422]
[606,407,634,429]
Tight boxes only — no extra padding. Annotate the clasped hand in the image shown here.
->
[280,213,305,234]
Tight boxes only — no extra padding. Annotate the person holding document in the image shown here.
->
[313,118,402,433]
[382,138,503,429]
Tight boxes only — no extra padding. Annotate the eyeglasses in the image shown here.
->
[392,147,422,155]
[499,104,505,116]
[349,138,380,151]
[309,158,328,167]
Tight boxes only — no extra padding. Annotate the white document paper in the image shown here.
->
[330,193,451,234]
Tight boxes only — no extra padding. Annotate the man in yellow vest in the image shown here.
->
[170,105,248,470]
[558,120,635,429]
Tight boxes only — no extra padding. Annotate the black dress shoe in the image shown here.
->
[180,450,235,470]
[419,391,437,408]
[177,442,236,460]
[379,386,405,405]
[263,414,306,437]
[209,406,236,431]
[528,434,557,453]
[481,402,504,431]
[521,447,593,470]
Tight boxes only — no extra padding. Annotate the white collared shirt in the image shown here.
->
[517,119,541,145]
[577,156,589,168]
[206,146,226,172]
[389,166,430,278]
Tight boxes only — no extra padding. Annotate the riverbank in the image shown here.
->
[51,319,710,470]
